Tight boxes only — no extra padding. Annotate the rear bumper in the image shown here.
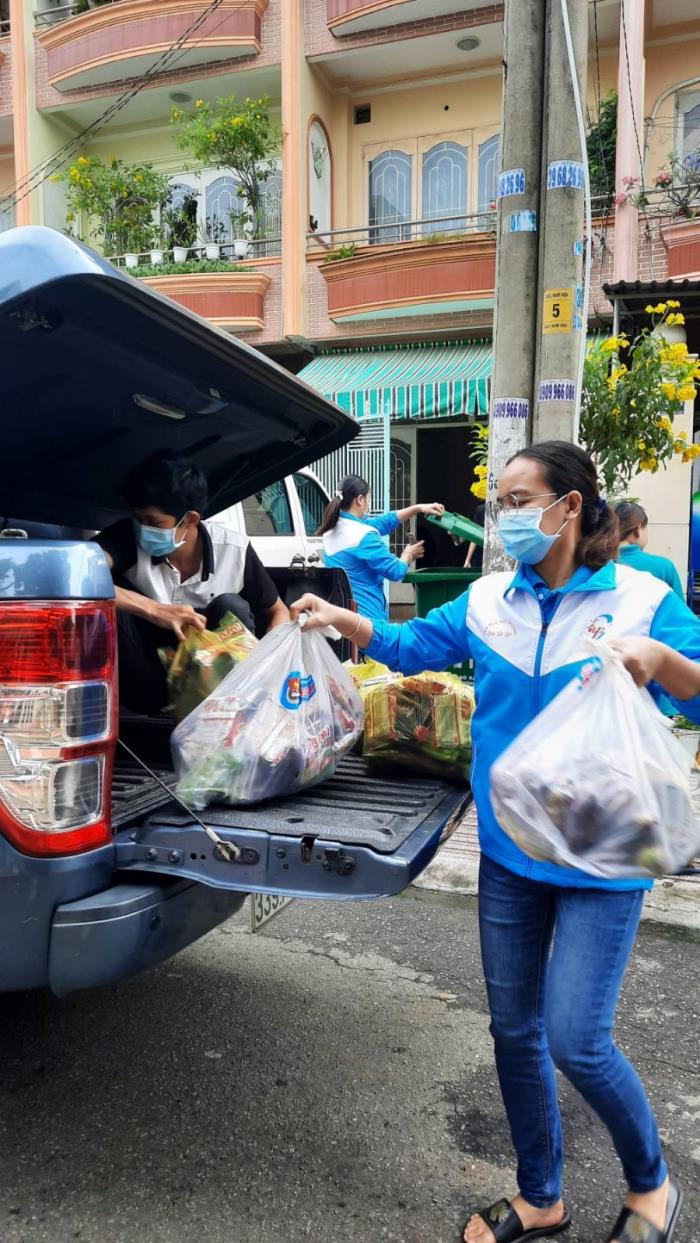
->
[48,877,246,997]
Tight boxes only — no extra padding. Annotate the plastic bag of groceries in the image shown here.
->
[163,612,258,723]
[350,665,474,783]
[172,620,364,810]
[490,642,700,879]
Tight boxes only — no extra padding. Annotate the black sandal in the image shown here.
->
[606,1179,683,1243]
[462,1198,572,1242]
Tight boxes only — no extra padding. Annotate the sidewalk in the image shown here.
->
[414,799,700,933]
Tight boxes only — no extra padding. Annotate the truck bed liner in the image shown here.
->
[112,752,468,855]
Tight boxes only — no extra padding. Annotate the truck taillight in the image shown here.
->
[0,603,117,856]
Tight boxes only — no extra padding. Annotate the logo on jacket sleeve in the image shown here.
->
[580,613,613,641]
[280,671,317,710]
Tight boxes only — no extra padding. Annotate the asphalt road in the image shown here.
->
[0,889,698,1243]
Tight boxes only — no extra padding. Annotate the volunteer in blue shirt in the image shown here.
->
[615,500,684,596]
[293,442,699,1243]
[317,474,445,620]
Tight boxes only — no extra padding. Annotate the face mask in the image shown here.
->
[134,517,186,558]
[498,498,567,565]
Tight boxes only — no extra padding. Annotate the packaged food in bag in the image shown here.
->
[163,612,258,722]
[172,621,364,809]
[490,643,700,879]
[359,669,474,782]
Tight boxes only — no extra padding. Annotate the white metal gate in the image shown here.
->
[311,416,391,515]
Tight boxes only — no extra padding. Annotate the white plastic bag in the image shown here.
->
[490,643,699,879]
[172,620,364,810]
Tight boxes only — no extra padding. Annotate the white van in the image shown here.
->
[213,467,330,568]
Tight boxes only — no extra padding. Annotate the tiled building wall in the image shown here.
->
[0,37,11,115]
[305,256,493,345]
[304,1,503,60]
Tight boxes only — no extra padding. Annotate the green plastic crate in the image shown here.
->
[404,568,480,679]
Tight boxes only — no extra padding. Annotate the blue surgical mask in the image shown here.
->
[498,498,567,565]
[134,517,186,558]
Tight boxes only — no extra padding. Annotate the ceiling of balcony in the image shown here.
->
[328,0,499,39]
[314,20,504,87]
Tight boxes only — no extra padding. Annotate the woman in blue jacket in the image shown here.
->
[318,474,444,620]
[294,442,699,1243]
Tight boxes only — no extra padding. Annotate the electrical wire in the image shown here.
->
[0,0,239,215]
[559,0,592,445]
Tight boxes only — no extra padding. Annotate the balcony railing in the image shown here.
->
[110,236,282,267]
[309,210,497,250]
[34,1,120,28]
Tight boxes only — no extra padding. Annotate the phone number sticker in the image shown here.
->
[538,379,576,403]
[547,160,585,190]
[492,398,529,420]
[509,209,537,233]
[497,168,526,198]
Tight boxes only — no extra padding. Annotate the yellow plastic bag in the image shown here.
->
[360,670,474,783]
[164,612,258,722]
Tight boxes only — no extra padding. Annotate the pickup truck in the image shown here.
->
[0,226,469,997]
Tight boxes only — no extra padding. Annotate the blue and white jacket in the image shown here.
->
[366,559,700,891]
[323,510,406,621]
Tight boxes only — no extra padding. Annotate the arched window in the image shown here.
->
[679,92,700,168]
[205,175,242,244]
[421,141,468,233]
[167,180,194,213]
[261,168,282,255]
[369,149,413,244]
[478,134,501,215]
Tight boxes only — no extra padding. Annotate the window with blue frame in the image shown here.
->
[478,134,501,215]
[369,149,413,244]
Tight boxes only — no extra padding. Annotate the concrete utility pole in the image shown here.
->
[533,0,590,444]
[485,0,546,572]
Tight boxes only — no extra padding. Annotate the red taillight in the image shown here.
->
[0,602,117,856]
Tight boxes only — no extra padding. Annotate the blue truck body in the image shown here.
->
[0,227,468,995]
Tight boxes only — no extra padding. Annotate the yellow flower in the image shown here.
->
[683,445,700,463]
[601,338,619,353]
[677,385,697,402]
[656,416,673,431]
[471,478,488,500]
[661,382,677,402]
[678,429,688,441]
[611,406,621,417]
[77,156,89,167]
[195,99,204,108]
[645,304,655,314]
[667,300,681,308]
[654,302,668,313]
[673,312,685,325]
[474,463,488,478]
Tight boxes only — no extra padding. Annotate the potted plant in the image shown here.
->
[171,95,280,246]
[202,215,226,261]
[581,302,700,498]
[53,155,170,261]
[230,211,250,259]
[149,225,166,267]
[163,190,198,262]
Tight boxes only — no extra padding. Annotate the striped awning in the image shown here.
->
[298,340,492,422]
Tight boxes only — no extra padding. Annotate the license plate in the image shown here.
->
[250,892,295,933]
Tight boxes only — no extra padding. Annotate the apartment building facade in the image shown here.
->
[1,0,699,570]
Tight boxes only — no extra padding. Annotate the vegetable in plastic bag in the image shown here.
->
[172,621,364,809]
[490,642,699,879]
[163,612,258,722]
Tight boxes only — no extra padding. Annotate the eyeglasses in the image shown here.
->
[485,493,559,523]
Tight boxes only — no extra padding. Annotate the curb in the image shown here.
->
[413,807,700,934]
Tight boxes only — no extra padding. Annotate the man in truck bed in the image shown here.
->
[96,450,289,714]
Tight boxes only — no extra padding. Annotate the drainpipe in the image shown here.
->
[612,0,645,283]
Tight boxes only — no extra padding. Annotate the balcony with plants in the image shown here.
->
[34,0,267,93]
[310,138,499,324]
[53,97,280,334]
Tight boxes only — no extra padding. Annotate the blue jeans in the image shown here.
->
[478,855,667,1208]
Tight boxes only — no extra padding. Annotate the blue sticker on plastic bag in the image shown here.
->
[280,671,317,710]
[509,209,537,232]
[497,168,526,198]
[547,160,585,191]
[492,397,529,420]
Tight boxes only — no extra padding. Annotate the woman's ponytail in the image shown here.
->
[316,474,370,536]
[577,496,620,570]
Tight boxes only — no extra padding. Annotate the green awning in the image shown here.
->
[298,340,492,422]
